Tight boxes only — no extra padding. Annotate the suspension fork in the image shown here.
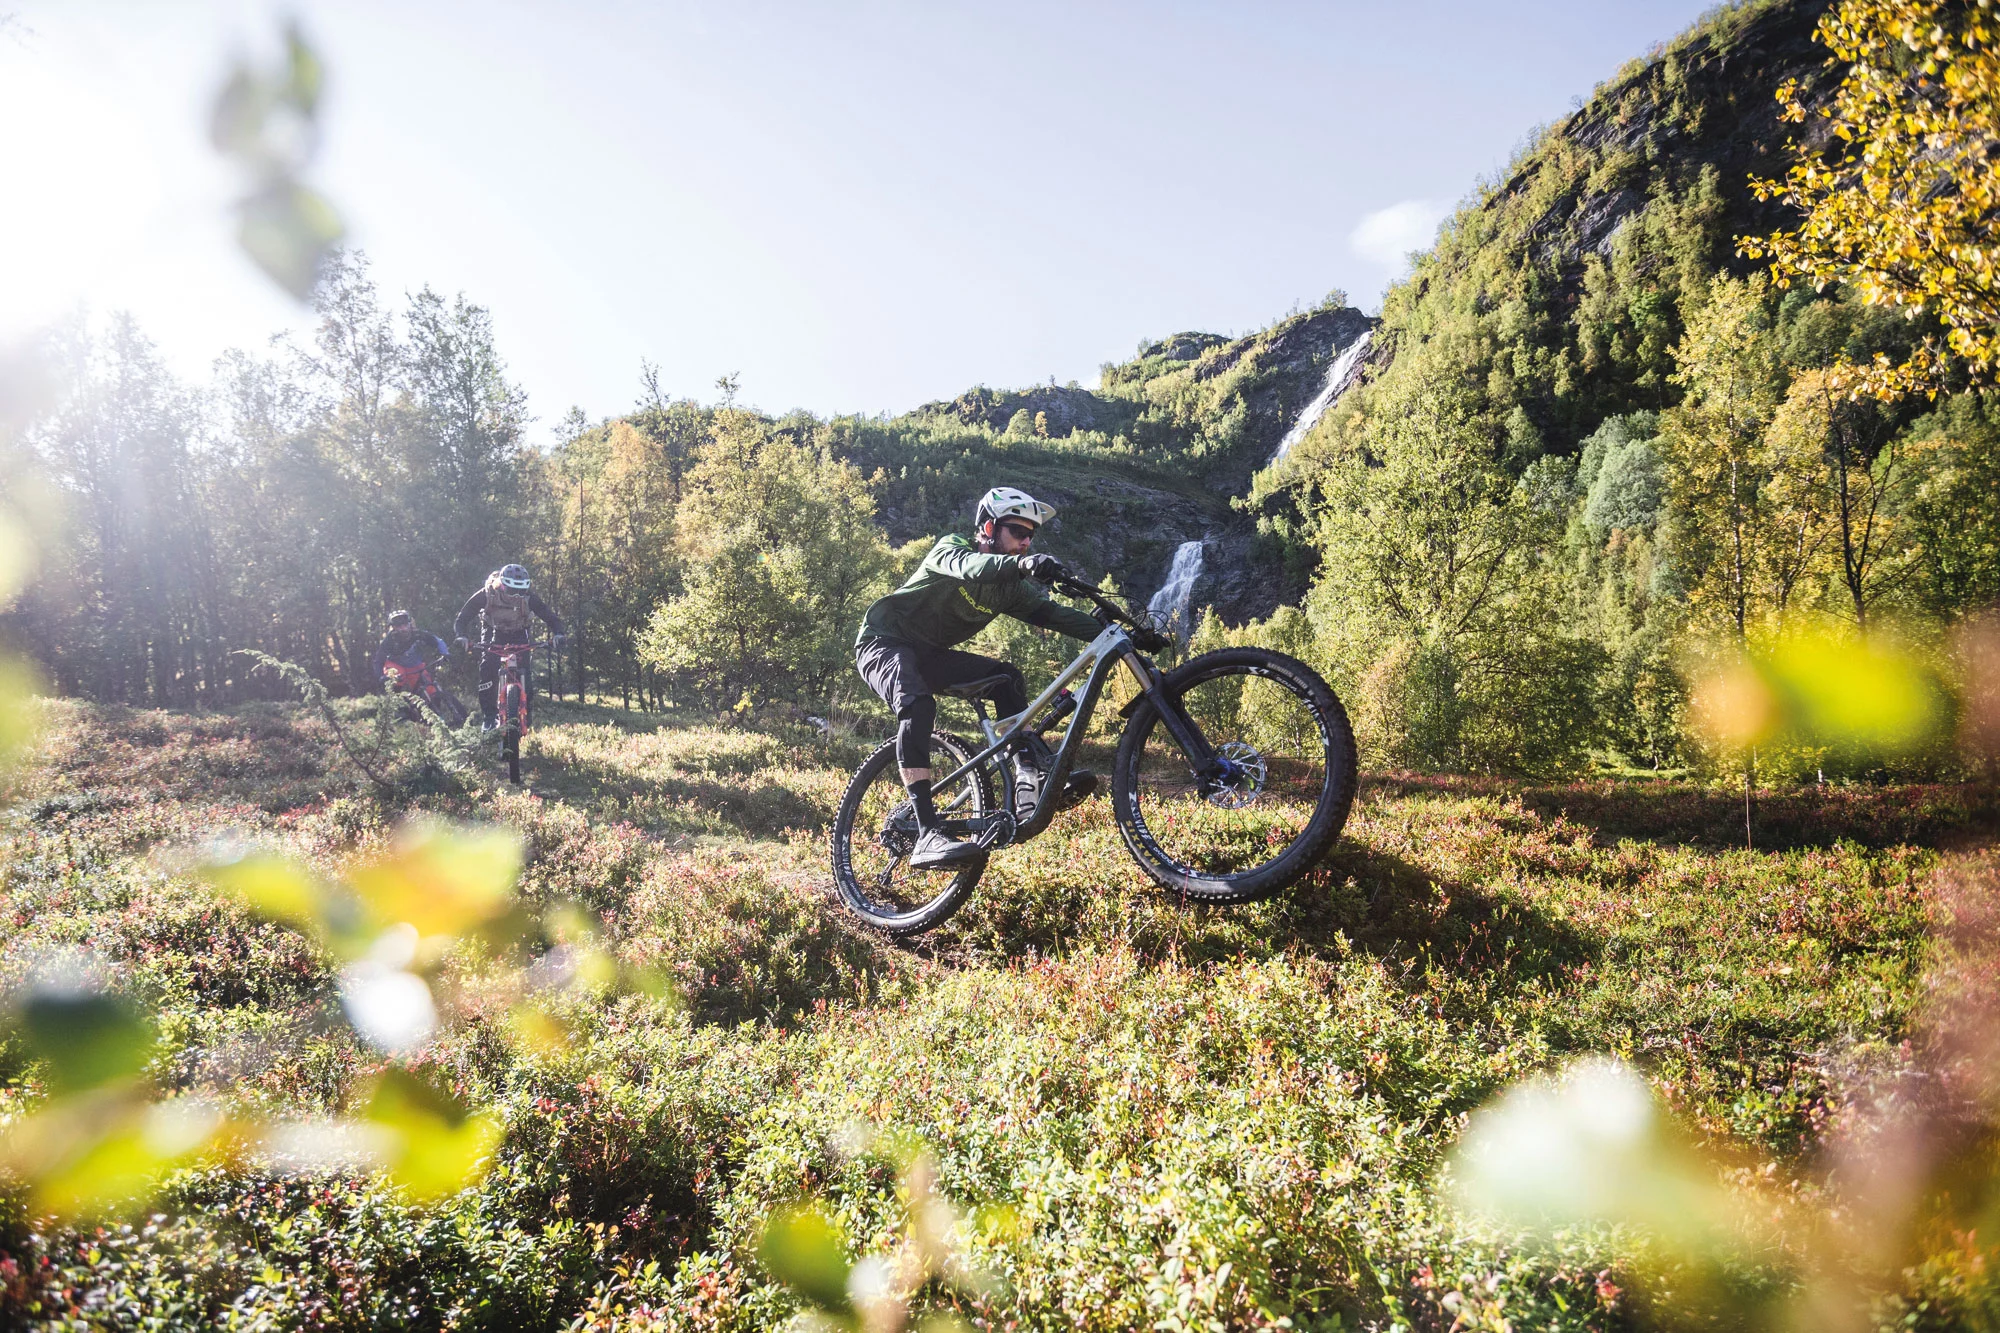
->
[1126,650,1220,775]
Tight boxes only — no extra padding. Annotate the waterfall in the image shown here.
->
[1146,540,1206,639]
[1268,330,1372,467]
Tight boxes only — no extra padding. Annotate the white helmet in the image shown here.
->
[975,486,1056,531]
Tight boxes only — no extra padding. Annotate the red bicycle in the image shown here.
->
[381,658,469,729]
[486,639,552,785]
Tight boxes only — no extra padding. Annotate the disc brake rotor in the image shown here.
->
[1204,741,1268,809]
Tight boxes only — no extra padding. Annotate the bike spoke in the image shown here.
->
[1128,669,1331,880]
[834,734,991,927]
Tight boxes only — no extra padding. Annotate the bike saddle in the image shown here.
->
[934,673,1015,702]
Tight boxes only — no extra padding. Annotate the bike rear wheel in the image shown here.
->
[1112,647,1356,902]
[831,731,995,935]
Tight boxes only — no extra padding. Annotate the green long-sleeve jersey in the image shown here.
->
[857,534,1103,649]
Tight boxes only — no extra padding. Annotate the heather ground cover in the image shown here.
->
[0,698,1993,1330]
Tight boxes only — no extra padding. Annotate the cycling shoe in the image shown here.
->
[909,826,981,871]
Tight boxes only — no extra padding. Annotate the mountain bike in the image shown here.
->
[485,639,551,786]
[381,658,469,729]
[830,567,1358,935]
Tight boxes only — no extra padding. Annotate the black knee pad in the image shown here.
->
[992,665,1028,716]
[895,695,936,770]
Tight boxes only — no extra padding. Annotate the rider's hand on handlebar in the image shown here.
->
[1016,553,1066,584]
[1132,624,1173,654]
[552,633,568,649]
[455,636,469,654]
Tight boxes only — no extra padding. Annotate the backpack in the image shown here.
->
[486,584,531,637]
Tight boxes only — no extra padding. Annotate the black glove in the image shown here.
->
[552,633,568,649]
[1016,553,1065,584]
[455,636,470,654]
[1132,624,1173,654]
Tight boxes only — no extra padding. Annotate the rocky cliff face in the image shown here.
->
[915,383,1111,437]
[1476,0,1830,306]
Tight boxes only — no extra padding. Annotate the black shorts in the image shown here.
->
[854,637,1027,718]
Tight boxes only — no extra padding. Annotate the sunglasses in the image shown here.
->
[996,521,1037,542]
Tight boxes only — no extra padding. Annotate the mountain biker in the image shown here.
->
[454,564,566,732]
[855,486,1165,871]
[371,609,453,723]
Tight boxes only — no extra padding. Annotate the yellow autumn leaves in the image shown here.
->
[1,821,669,1220]
[1745,0,2000,398]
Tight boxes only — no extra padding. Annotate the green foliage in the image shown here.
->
[1580,412,1666,534]
[2,695,1992,1326]
[1303,368,1605,774]
[1259,1,1995,778]
[639,412,894,716]
[1894,394,2000,620]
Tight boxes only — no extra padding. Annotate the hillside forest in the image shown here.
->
[4,0,2000,1329]
[4,2,1997,790]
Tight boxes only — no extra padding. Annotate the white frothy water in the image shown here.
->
[1146,540,1206,637]
[1269,330,1373,466]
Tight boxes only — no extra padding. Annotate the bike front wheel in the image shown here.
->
[1112,647,1357,902]
[831,731,995,936]
[501,682,524,785]
[428,684,469,728]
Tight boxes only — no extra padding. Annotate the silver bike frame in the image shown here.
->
[927,622,1159,841]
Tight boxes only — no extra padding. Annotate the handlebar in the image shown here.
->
[483,638,557,654]
[1032,562,1143,630]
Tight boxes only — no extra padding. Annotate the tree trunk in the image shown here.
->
[1744,746,1756,850]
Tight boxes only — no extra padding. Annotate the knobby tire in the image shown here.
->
[831,730,995,935]
[502,680,524,785]
[1111,647,1356,902]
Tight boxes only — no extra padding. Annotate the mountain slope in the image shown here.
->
[1276,0,1836,481]
[821,303,1372,620]
[836,1,1841,624]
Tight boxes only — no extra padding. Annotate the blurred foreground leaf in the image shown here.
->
[0,655,44,777]
[237,181,344,301]
[212,20,343,302]
[199,848,336,938]
[1451,1057,1751,1259]
[345,821,522,939]
[11,1098,226,1220]
[0,504,38,606]
[760,1204,854,1315]
[11,974,156,1097]
[361,1068,502,1202]
[1694,631,1951,756]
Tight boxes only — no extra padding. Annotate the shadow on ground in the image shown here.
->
[1486,777,1997,851]
[924,825,1593,1004]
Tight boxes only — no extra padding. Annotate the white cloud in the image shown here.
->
[1349,200,1449,268]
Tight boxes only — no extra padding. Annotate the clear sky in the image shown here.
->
[1,0,1721,428]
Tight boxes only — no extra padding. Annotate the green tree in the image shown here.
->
[1658,276,1791,646]
[1891,394,2000,618]
[1305,368,1602,773]
[640,413,892,715]
[1764,366,1904,628]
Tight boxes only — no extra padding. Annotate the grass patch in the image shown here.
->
[0,699,1991,1328]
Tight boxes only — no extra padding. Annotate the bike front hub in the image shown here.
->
[1200,742,1269,809]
